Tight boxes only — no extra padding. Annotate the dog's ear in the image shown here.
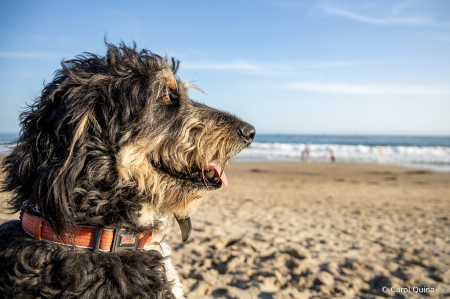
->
[1,67,100,237]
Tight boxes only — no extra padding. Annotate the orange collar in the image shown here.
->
[22,210,152,253]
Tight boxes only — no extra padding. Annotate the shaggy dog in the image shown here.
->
[0,42,255,298]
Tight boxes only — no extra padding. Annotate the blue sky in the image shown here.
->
[1,0,449,135]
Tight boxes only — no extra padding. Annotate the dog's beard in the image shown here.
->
[136,174,210,226]
[116,146,235,222]
[148,171,211,219]
[116,120,245,221]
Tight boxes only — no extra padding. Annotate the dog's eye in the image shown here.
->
[160,93,180,104]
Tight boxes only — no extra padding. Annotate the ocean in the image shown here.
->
[237,134,450,172]
[1,133,449,171]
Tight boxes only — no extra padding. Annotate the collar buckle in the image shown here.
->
[111,228,139,252]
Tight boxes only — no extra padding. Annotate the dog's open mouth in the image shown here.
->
[152,160,228,189]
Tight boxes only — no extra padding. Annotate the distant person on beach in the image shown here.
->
[305,143,311,163]
[379,146,385,156]
[330,149,335,163]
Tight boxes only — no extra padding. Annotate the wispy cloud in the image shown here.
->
[0,51,77,59]
[320,4,433,26]
[183,60,275,72]
[0,52,49,58]
[183,60,296,76]
[182,59,364,75]
[271,1,450,28]
[391,1,413,15]
[301,61,365,68]
[284,82,450,97]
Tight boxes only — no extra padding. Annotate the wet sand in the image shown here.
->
[1,154,449,298]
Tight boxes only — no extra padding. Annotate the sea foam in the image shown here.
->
[236,142,450,171]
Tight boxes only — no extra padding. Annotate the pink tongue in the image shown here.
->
[207,162,228,186]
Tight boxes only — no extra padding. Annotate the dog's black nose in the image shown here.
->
[237,123,256,145]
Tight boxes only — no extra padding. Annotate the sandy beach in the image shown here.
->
[1,154,449,298]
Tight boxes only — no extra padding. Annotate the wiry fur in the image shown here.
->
[0,221,173,299]
[0,42,254,298]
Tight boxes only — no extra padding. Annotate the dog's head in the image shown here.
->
[2,42,254,236]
